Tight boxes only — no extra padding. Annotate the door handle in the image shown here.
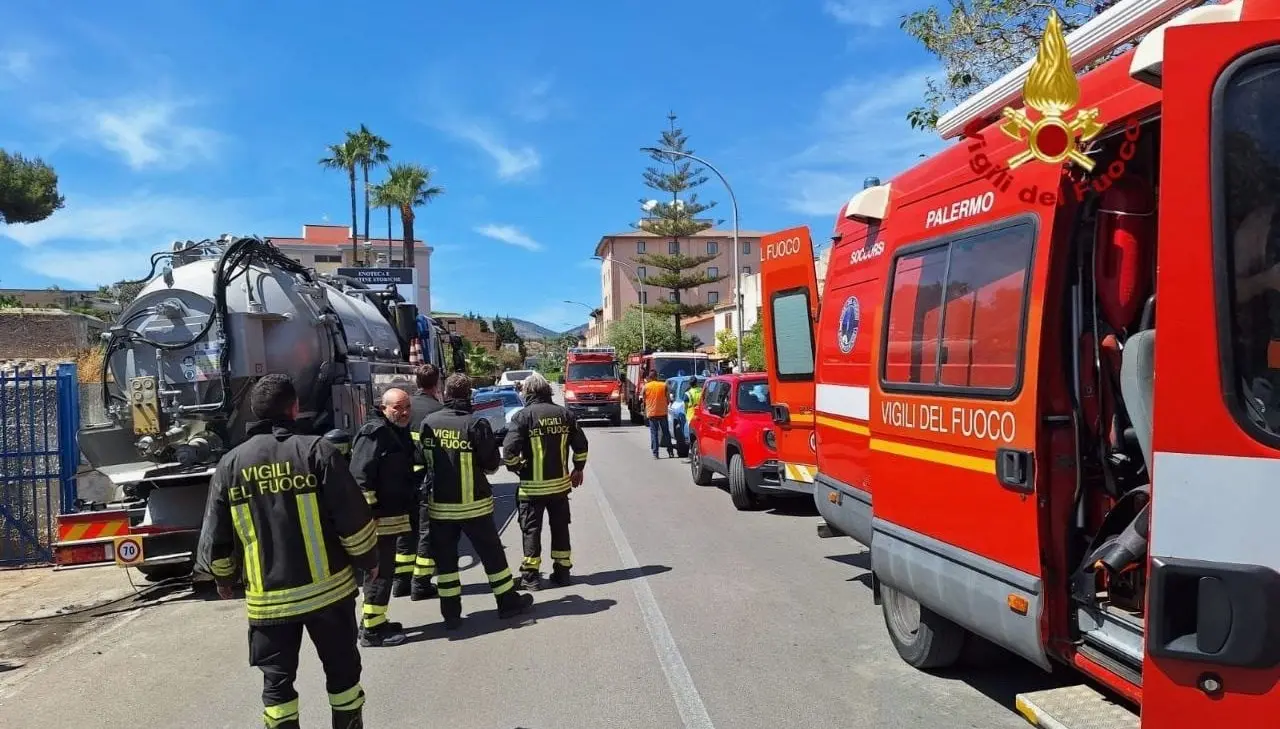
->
[772,404,791,426]
[995,448,1034,493]
[1148,557,1280,669]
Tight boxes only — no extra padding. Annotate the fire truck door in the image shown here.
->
[1144,15,1280,726]
[760,227,820,492]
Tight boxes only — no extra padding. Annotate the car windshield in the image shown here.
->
[736,380,771,413]
[496,391,523,408]
[567,362,617,381]
[652,357,708,380]
[504,370,534,381]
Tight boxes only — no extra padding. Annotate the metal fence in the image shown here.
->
[0,364,80,566]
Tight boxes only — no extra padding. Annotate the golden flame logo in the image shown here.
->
[998,11,1103,171]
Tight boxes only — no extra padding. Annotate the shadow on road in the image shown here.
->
[764,498,818,516]
[401,593,617,643]
[455,564,672,598]
[825,552,874,590]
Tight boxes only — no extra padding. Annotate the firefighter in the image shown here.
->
[502,372,588,591]
[421,372,534,629]
[684,376,703,441]
[398,364,445,600]
[349,388,415,647]
[200,374,377,729]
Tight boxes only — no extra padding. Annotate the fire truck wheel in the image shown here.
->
[880,583,965,669]
[629,407,644,425]
[690,439,714,486]
[728,454,759,511]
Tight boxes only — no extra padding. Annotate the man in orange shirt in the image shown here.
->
[643,370,674,459]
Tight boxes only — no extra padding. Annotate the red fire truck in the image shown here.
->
[562,346,623,426]
[760,0,1280,725]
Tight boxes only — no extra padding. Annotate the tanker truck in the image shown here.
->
[52,234,466,579]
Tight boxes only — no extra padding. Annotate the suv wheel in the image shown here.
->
[690,439,713,485]
[728,454,759,511]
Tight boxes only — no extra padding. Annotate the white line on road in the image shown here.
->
[586,468,717,729]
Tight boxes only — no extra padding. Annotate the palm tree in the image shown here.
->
[319,139,362,262]
[368,163,444,269]
[350,125,390,247]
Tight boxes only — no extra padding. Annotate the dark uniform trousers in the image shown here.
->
[518,494,572,576]
[361,531,405,631]
[394,493,425,585]
[429,515,520,621]
[411,497,437,591]
[248,598,366,729]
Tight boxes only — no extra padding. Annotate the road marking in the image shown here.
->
[586,468,717,729]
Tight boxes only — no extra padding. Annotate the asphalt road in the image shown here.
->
[0,409,1057,729]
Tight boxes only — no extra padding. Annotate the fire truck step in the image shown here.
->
[1015,684,1137,729]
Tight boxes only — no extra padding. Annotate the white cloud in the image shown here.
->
[443,122,540,181]
[0,50,32,81]
[83,97,221,170]
[1,191,280,286]
[823,0,913,28]
[474,224,543,252]
[511,78,557,122]
[781,68,944,217]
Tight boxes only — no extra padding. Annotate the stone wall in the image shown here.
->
[0,309,105,360]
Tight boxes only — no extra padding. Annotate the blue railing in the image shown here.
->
[0,363,80,566]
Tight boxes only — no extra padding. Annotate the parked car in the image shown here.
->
[688,374,784,510]
[496,369,535,387]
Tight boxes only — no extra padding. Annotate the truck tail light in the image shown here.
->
[763,429,777,451]
[54,541,113,567]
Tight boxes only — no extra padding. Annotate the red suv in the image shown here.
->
[688,374,784,510]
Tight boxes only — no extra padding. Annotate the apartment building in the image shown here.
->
[269,224,432,311]
[432,313,499,351]
[593,228,768,329]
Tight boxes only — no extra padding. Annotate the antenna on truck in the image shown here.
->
[935,0,1241,140]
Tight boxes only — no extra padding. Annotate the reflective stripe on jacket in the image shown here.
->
[502,399,589,498]
[420,402,503,520]
[199,421,378,626]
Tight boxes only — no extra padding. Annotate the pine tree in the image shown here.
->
[633,112,727,345]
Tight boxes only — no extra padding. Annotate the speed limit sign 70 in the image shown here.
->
[113,535,144,567]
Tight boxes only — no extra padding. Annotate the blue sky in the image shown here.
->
[0,0,943,331]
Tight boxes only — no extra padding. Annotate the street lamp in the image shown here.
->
[592,255,646,353]
[640,146,742,371]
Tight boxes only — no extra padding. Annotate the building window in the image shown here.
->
[669,240,680,254]
[391,259,403,267]
[708,291,720,304]
[881,219,1036,393]
[639,291,648,305]
[315,254,342,263]
[707,266,719,278]
[637,241,646,254]
[707,240,719,255]
[742,241,752,255]
[637,266,647,280]
[743,265,752,275]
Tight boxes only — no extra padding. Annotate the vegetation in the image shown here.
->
[319,138,362,261]
[715,322,765,372]
[350,125,390,250]
[464,340,499,377]
[369,163,443,268]
[902,0,1124,130]
[320,125,444,268]
[492,315,525,358]
[633,113,726,344]
[605,308,699,361]
[0,150,65,224]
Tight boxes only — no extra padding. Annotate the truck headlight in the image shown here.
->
[763,429,777,451]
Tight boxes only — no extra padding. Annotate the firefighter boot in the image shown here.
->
[551,564,571,587]
[497,590,535,619]
[391,576,411,598]
[359,623,407,648]
[332,706,364,729]
[518,570,542,591]
[410,578,438,601]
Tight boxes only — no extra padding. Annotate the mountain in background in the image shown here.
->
[485,317,583,340]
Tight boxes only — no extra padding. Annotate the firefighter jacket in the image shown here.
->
[409,390,445,476]
[200,420,379,626]
[419,399,503,521]
[502,396,589,498]
[349,412,417,536]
